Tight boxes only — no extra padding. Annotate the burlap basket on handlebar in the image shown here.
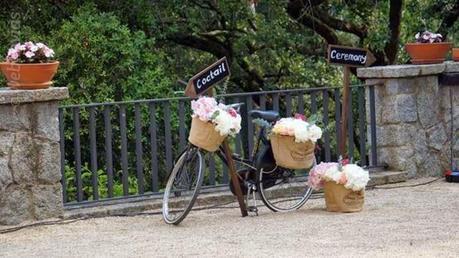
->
[323,181,364,213]
[188,117,226,152]
[270,134,315,169]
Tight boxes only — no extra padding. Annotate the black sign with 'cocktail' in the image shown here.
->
[185,57,230,97]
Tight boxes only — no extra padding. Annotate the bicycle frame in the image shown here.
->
[215,124,271,172]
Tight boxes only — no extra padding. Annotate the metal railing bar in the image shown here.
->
[103,106,114,198]
[134,104,145,194]
[297,93,304,115]
[358,87,367,166]
[285,93,292,116]
[311,91,317,114]
[72,107,83,202]
[246,96,254,156]
[208,155,216,186]
[119,105,129,196]
[163,102,173,174]
[148,103,159,192]
[178,100,187,152]
[89,107,99,200]
[348,90,355,161]
[334,89,341,157]
[273,93,280,112]
[322,90,331,161]
[260,94,266,110]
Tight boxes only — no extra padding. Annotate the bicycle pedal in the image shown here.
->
[247,206,259,216]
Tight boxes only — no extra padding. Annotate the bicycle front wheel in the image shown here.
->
[162,146,204,225]
[256,147,315,212]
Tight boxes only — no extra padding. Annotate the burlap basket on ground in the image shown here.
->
[323,181,364,213]
[188,117,226,152]
[270,134,315,169]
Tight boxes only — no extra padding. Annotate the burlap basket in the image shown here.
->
[270,134,315,169]
[188,117,226,152]
[323,181,364,213]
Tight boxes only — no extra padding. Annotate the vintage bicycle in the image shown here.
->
[162,104,316,225]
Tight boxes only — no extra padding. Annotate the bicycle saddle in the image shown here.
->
[249,110,279,122]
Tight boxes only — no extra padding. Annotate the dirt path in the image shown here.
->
[1,179,459,258]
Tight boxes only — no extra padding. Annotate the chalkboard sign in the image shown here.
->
[327,45,375,67]
[185,57,230,97]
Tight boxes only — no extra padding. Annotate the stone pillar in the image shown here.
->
[0,87,69,225]
[357,62,459,178]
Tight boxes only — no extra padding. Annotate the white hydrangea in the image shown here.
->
[322,164,342,183]
[293,121,309,142]
[342,164,369,191]
[213,109,241,137]
[308,124,323,142]
[272,117,323,143]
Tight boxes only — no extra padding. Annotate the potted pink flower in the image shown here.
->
[188,96,242,152]
[307,158,369,212]
[405,31,452,64]
[0,41,59,90]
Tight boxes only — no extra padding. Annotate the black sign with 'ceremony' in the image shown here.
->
[327,45,375,67]
[185,57,230,97]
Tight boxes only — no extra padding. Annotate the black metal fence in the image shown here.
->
[59,84,380,206]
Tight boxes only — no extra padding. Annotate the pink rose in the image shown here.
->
[228,108,237,118]
[294,113,307,121]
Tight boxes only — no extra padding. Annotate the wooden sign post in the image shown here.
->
[327,45,375,158]
[185,57,248,217]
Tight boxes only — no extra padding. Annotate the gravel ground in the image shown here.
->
[1,178,459,258]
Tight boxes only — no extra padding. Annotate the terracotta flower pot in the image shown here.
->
[0,61,59,90]
[453,48,459,62]
[405,42,452,64]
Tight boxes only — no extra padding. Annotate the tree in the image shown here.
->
[0,0,458,96]
[286,0,459,65]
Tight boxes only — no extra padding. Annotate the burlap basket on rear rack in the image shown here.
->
[188,117,226,152]
[270,134,315,169]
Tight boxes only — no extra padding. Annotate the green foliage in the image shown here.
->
[49,5,172,104]
[64,164,138,202]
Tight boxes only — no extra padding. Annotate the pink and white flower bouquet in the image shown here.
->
[271,114,322,143]
[191,96,241,137]
[5,42,55,63]
[307,159,370,191]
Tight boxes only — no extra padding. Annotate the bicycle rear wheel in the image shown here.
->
[256,147,315,212]
[162,146,204,224]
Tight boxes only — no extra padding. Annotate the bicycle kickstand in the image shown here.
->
[245,183,258,216]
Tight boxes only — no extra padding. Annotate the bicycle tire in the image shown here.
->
[256,146,315,212]
[162,146,204,225]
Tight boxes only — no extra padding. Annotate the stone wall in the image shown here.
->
[358,62,459,178]
[0,87,68,225]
